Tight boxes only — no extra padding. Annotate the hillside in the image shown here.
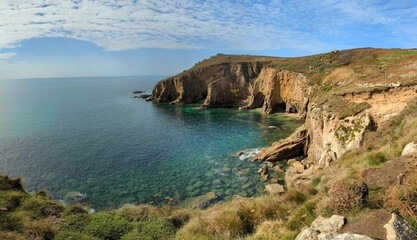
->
[2,48,417,239]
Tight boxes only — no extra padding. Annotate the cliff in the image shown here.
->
[152,54,310,115]
[153,48,417,172]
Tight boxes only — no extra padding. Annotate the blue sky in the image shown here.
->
[1,0,417,79]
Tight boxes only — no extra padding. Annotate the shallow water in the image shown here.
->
[0,76,302,209]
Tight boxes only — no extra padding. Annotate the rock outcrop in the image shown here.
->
[304,106,372,168]
[152,56,310,115]
[242,68,310,115]
[384,213,417,240]
[253,126,308,162]
[296,215,373,240]
[153,61,264,107]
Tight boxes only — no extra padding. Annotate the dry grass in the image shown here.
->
[383,171,417,230]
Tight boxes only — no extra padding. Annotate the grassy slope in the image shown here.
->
[2,48,417,239]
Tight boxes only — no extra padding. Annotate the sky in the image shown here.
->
[1,0,417,79]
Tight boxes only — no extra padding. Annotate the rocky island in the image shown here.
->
[2,48,417,239]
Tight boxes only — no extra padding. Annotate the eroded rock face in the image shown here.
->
[243,68,310,114]
[152,64,310,115]
[305,106,372,167]
[153,62,263,107]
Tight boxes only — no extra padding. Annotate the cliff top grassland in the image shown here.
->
[2,48,417,239]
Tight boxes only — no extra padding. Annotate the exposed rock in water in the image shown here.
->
[132,90,145,94]
[384,213,417,240]
[257,165,268,175]
[253,126,307,162]
[402,141,417,156]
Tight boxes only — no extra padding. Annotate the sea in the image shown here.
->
[0,76,302,209]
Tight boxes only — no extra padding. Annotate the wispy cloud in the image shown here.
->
[0,52,16,67]
[0,0,416,54]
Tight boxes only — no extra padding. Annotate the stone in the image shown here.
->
[292,161,305,173]
[270,178,279,184]
[261,174,269,182]
[384,213,417,240]
[265,184,285,195]
[296,215,374,240]
[267,162,275,168]
[311,215,345,233]
[402,141,417,156]
[232,151,244,157]
[318,233,373,240]
[257,165,268,175]
[273,165,283,173]
[295,227,319,240]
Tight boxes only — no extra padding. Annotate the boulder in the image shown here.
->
[265,184,285,195]
[273,165,283,173]
[257,165,268,175]
[402,141,417,156]
[317,233,373,240]
[295,227,319,240]
[311,215,345,233]
[296,215,373,240]
[384,213,417,240]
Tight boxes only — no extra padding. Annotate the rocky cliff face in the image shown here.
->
[243,68,310,115]
[152,58,310,115]
[152,61,264,107]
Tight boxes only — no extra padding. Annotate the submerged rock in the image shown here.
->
[257,165,268,175]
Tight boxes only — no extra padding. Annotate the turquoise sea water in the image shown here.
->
[0,76,302,209]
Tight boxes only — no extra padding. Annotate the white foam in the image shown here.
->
[237,148,260,160]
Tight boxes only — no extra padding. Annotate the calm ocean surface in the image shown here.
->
[0,76,302,209]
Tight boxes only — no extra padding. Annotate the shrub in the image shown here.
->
[284,190,307,204]
[62,204,89,216]
[383,171,417,229]
[368,151,388,167]
[60,213,91,232]
[327,180,368,213]
[123,218,176,240]
[83,212,132,240]
[312,177,321,188]
[0,190,27,211]
[0,176,23,191]
[21,197,64,219]
[0,212,22,231]
[116,204,167,222]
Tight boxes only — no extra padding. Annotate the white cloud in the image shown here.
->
[0,0,416,54]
